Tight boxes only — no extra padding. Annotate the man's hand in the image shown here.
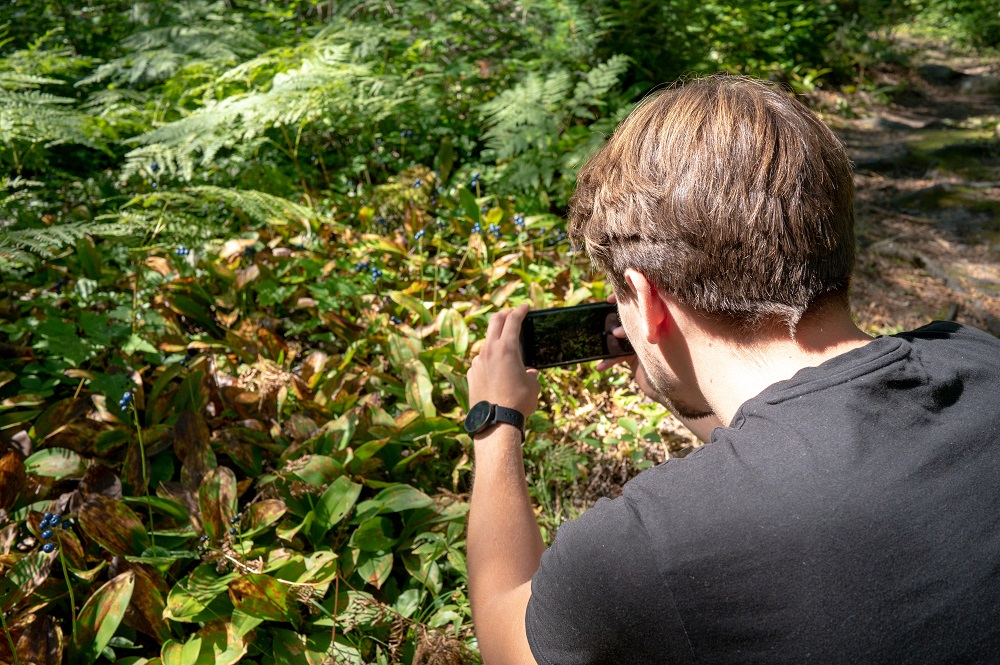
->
[467,303,540,420]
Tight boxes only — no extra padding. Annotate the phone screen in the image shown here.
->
[520,302,634,369]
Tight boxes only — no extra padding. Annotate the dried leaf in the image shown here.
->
[173,411,217,489]
[14,613,63,665]
[0,451,25,511]
[33,397,91,440]
[79,462,122,500]
[78,495,149,556]
[0,552,53,612]
[115,559,171,643]
[198,466,237,542]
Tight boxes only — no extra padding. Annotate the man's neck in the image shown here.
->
[691,313,873,427]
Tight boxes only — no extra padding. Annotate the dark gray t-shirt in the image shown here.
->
[526,322,1000,664]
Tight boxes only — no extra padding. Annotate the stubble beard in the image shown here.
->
[637,354,716,421]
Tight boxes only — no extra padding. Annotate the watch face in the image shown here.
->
[464,401,493,434]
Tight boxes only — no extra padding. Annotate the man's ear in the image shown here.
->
[623,268,669,344]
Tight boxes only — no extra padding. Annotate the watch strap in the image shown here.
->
[491,405,525,436]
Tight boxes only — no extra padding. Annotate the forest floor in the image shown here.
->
[571,34,1000,508]
[829,34,1000,335]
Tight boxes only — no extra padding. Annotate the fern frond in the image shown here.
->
[77,1,263,87]
[120,30,405,180]
[122,186,319,234]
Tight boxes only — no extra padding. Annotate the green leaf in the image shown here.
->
[198,466,238,542]
[354,550,393,589]
[161,636,200,665]
[350,517,396,552]
[459,186,481,224]
[193,620,248,665]
[123,333,159,356]
[281,455,343,486]
[389,291,432,325]
[437,308,470,356]
[271,629,333,665]
[227,574,300,622]
[403,359,436,418]
[70,571,136,665]
[314,476,362,534]
[618,417,639,437]
[24,447,88,479]
[163,565,238,622]
[371,483,435,513]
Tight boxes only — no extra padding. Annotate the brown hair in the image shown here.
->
[569,75,856,332]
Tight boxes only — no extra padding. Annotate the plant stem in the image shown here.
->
[132,408,155,549]
[0,608,21,665]
[58,544,78,643]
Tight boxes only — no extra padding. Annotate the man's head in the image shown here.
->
[569,75,856,335]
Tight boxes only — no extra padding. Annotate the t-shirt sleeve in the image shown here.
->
[525,495,694,665]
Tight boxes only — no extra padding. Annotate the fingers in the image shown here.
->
[607,293,617,304]
[595,354,633,372]
[485,308,510,344]
[501,304,529,348]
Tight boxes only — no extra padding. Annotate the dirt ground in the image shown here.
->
[828,35,1000,335]
[575,36,1000,506]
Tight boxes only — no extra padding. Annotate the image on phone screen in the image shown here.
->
[520,302,634,369]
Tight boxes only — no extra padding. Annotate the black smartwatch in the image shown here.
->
[464,401,525,439]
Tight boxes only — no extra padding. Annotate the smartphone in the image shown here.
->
[520,302,635,369]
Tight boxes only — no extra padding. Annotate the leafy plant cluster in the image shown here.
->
[0,1,977,663]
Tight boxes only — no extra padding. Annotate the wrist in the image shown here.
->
[464,401,526,441]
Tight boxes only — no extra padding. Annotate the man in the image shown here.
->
[464,75,1000,664]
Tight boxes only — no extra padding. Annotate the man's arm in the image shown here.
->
[466,304,543,665]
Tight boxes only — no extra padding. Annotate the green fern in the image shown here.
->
[77,0,263,88]
[479,55,630,196]
[120,26,406,180]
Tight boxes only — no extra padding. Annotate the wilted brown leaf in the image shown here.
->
[198,467,237,541]
[14,613,63,665]
[78,495,149,556]
[0,451,25,511]
[80,462,122,500]
[173,411,217,489]
[111,558,171,643]
[33,397,91,441]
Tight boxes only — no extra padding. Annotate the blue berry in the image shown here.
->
[488,223,501,236]
[42,543,55,553]
[414,229,425,240]
[200,534,209,542]
[41,529,53,540]
[229,527,237,535]
[151,162,159,173]
[413,179,423,188]
[39,519,49,530]
[49,514,61,525]
[390,316,402,324]
[43,513,53,521]
[471,223,482,234]
[197,545,205,552]
[514,214,525,228]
